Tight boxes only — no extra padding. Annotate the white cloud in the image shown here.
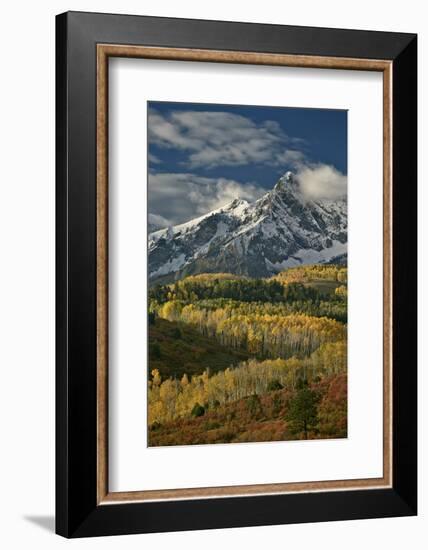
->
[148,172,266,225]
[148,152,162,164]
[148,109,302,169]
[148,212,172,229]
[148,108,347,215]
[275,149,306,168]
[296,164,347,201]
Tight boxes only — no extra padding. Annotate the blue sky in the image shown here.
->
[148,101,347,227]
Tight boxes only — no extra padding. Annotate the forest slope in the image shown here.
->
[149,317,249,379]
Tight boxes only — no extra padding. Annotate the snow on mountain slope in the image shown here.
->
[148,172,347,283]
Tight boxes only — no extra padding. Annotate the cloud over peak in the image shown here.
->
[148,105,347,221]
[296,164,347,201]
[148,172,266,226]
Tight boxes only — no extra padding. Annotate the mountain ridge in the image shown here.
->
[148,171,347,284]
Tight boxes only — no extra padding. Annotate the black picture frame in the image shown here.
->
[56,11,417,538]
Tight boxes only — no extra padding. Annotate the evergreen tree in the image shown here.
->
[286,382,319,439]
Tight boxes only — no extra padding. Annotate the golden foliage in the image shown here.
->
[274,264,347,284]
[148,341,347,425]
[157,301,346,359]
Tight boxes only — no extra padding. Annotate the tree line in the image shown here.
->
[149,272,345,305]
[273,264,347,284]
[184,297,347,323]
[155,300,346,359]
[148,341,346,426]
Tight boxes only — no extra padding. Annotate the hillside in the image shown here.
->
[149,317,249,380]
[148,265,347,445]
[273,264,348,296]
[149,373,347,446]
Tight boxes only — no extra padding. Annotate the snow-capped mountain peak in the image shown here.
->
[148,172,347,284]
[277,170,294,186]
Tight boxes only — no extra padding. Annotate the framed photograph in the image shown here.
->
[56,11,417,537]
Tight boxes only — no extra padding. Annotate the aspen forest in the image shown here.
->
[147,265,348,446]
